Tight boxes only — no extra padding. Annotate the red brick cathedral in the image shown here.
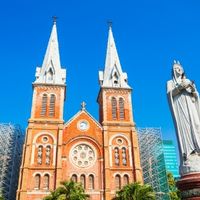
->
[17,22,143,200]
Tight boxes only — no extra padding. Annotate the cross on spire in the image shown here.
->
[107,20,112,28]
[52,16,58,24]
[81,101,86,110]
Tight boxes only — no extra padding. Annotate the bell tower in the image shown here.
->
[17,21,66,200]
[98,25,143,200]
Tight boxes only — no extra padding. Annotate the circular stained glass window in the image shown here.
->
[70,144,96,168]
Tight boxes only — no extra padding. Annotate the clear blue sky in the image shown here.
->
[0,0,200,143]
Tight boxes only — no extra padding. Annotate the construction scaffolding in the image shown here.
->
[137,128,170,200]
[0,123,24,200]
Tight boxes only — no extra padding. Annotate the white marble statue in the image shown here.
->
[167,61,200,175]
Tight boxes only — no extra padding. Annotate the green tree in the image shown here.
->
[0,193,4,200]
[43,180,89,200]
[167,172,181,200]
[114,182,156,200]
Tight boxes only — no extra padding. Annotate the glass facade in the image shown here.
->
[138,128,170,200]
[0,123,24,200]
[162,140,179,178]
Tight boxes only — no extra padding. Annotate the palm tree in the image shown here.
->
[43,180,89,200]
[114,182,156,200]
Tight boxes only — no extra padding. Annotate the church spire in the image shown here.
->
[99,25,130,88]
[35,20,66,85]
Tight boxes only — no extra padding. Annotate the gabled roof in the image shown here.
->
[64,108,102,130]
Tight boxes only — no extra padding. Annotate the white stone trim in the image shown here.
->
[32,172,52,177]
[32,172,42,177]
[109,133,132,167]
[35,143,53,148]
[87,173,96,178]
[33,132,56,144]
[109,134,131,146]
[31,132,56,165]
[121,173,130,177]
[69,142,97,169]
[60,88,64,119]
[111,145,127,150]
[31,89,36,118]
[65,110,102,130]
[27,191,50,195]
[42,172,52,177]
[128,93,133,122]
[113,173,121,178]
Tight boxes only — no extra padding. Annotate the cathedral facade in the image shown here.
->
[17,22,143,200]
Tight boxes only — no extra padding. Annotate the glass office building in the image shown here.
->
[138,128,170,200]
[162,140,179,179]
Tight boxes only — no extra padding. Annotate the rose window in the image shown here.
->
[70,144,95,168]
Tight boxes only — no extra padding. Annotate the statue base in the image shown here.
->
[177,173,200,199]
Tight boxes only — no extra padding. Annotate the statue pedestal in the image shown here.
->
[177,173,200,199]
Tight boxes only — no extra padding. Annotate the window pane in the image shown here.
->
[35,174,40,189]
[112,97,117,120]
[123,175,129,186]
[115,175,121,190]
[41,94,47,116]
[114,147,120,166]
[37,146,43,165]
[71,174,77,183]
[122,147,127,166]
[45,146,51,165]
[89,175,94,189]
[119,98,125,120]
[80,174,86,189]
[49,94,55,117]
[44,174,49,189]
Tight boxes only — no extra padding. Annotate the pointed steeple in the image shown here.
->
[35,20,66,85]
[99,25,130,88]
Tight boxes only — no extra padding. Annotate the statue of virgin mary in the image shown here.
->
[167,61,200,175]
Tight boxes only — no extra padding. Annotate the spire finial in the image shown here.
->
[107,20,112,29]
[81,101,86,110]
[52,16,58,24]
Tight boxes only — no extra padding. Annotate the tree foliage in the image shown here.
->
[167,172,181,200]
[0,193,4,200]
[43,180,89,200]
[113,182,156,200]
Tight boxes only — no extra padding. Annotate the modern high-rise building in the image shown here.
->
[138,128,170,200]
[162,140,179,179]
[17,21,143,200]
[0,123,24,200]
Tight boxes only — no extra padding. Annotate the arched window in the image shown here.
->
[35,174,41,189]
[44,174,50,189]
[37,146,43,165]
[122,147,127,166]
[46,68,54,83]
[113,72,119,87]
[80,174,86,189]
[115,175,121,190]
[119,97,125,120]
[71,174,77,183]
[123,175,129,186]
[89,174,94,189]
[114,147,120,166]
[45,146,51,165]
[112,97,117,120]
[41,94,47,117]
[49,94,56,117]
